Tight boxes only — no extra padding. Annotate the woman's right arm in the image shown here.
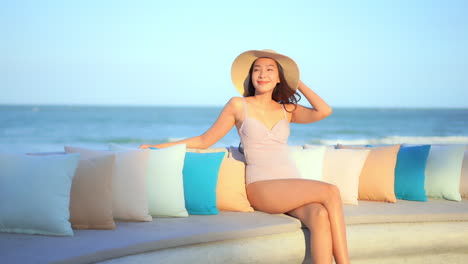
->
[139,97,241,149]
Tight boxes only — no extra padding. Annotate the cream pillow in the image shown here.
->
[110,143,188,217]
[65,146,152,221]
[290,147,326,181]
[322,148,370,205]
[70,154,116,229]
[425,145,465,201]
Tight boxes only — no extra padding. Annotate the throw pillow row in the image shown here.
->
[299,144,466,204]
[0,144,254,236]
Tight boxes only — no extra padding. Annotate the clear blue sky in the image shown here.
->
[1,0,467,108]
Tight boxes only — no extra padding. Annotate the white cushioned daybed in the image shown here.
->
[1,144,468,263]
[1,200,468,264]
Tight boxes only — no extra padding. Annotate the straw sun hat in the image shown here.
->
[231,49,300,96]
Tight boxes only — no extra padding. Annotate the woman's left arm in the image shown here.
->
[290,80,333,124]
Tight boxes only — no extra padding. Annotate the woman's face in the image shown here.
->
[251,57,280,95]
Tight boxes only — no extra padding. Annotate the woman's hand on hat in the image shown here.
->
[297,80,306,92]
[292,80,332,123]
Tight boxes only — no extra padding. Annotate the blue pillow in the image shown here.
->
[183,152,224,215]
[394,145,431,201]
[0,153,80,236]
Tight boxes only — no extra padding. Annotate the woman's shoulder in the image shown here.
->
[223,97,245,114]
[226,96,244,107]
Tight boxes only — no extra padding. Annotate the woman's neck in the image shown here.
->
[253,92,275,106]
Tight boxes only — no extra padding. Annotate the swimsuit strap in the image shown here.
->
[243,98,288,120]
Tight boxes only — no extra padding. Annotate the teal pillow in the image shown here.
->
[394,145,431,201]
[0,153,80,236]
[183,152,224,215]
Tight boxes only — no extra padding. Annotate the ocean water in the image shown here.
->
[1,105,467,153]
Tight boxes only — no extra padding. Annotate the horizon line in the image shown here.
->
[1,103,467,110]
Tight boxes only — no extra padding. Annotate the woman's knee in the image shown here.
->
[326,184,342,204]
[299,204,330,232]
[306,204,329,223]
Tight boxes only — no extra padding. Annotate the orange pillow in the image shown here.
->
[216,156,254,212]
[337,144,401,203]
[186,148,254,212]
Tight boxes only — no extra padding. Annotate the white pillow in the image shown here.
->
[290,147,326,181]
[425,145,465,201]
[0,153,80,236]
[109,143,188,217]
[64,146,152,221]
[322,148,370,205]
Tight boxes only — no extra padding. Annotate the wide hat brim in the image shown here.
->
[231,49,300,96]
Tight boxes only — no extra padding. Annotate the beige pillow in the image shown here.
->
[216,155,254,212]
[458,150,468,199]
[337,144,400,203]
[65,146,152,222]
[323,148,370,205]
[70,154,116,229]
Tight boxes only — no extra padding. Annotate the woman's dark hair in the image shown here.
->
[244,58,301,112]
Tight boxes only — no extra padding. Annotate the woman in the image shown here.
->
[141,49,350,264]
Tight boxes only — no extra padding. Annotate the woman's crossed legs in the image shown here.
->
[246,179,350,264]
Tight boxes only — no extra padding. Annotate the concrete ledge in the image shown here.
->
[348,222,468,262]
[97,230,309,264]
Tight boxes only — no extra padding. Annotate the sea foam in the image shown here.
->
[319,136,468,146]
